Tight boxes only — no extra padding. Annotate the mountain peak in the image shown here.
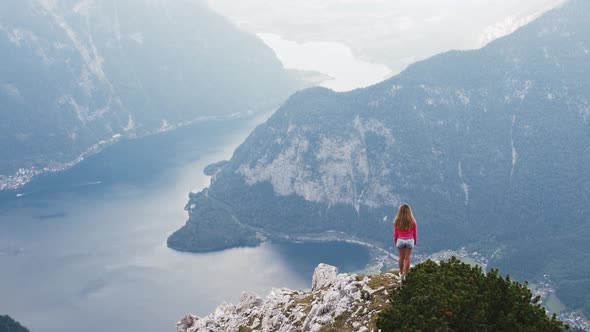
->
[176,264,401,332]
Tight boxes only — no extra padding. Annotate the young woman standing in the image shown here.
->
[393,203,417,279]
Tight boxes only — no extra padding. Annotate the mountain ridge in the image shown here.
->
[176,263,399,332]
[176,261,581,331]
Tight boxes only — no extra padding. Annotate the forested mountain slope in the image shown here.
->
[0,0,302,189]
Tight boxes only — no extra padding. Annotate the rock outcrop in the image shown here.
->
[177,264,400,332]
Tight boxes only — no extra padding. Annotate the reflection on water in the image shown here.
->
[0,118,370,332]
[272,241,370,277]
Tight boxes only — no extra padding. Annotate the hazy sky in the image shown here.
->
[207,0,566,75]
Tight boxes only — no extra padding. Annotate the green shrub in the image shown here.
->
[376,257,568,331]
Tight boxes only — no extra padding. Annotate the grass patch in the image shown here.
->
[293,294,315,306]
[288,293,317,325]
[246,315,259,328]
[319,311,354,332]
[367,272,398,290]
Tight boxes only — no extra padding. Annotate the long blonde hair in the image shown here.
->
[394,203,414,230]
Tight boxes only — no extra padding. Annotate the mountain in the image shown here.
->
[0,315,30,332]
[176,261,572,331]
[0,0,303,189]
[176,264,400,332]
[169,0,590,317]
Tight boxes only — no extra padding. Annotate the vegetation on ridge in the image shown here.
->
[376,257,568,331]
[0,315,30,332]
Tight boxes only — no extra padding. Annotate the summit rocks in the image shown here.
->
[176,264,400,332]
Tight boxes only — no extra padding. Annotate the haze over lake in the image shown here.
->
[0,117,370,332]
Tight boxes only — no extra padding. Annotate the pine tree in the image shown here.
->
[376,257,568,331]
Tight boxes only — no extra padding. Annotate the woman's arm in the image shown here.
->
[393,224,398,244]
[413,219,417,245]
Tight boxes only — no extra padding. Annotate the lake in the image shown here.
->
[257,33,392,92]
[0,116,371,332]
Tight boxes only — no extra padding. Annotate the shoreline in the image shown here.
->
[167,228,398,274]
[0,112,251,193]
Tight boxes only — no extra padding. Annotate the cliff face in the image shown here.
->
[177,264,400,332]
[169,0,590,316]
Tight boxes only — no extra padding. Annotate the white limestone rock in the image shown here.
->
[176,263,401,332]
[237,292,262,314]
[312,263,338,291]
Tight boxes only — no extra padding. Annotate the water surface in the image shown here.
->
[258,33,392,92]
[0,117,370,332]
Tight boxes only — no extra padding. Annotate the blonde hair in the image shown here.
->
[394,203,414,230]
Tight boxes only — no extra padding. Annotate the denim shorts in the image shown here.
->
[396,238,415,249]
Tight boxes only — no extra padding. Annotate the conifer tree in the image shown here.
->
[377,257,568,331]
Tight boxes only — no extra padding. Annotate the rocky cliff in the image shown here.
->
[177,264,400,332]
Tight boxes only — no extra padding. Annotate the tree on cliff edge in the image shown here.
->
[377,257,568,331]
[0,315,30,332]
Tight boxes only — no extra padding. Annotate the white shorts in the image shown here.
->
[396,238,414,249]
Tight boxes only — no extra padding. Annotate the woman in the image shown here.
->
[393,203,417,279]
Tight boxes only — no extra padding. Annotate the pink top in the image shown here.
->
[394,218,417,245]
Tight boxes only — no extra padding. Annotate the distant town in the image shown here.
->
[0,136,118,191]
[0,114,239,192]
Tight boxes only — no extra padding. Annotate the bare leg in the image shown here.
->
[397,247,407,275]
[404,249,412,274]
